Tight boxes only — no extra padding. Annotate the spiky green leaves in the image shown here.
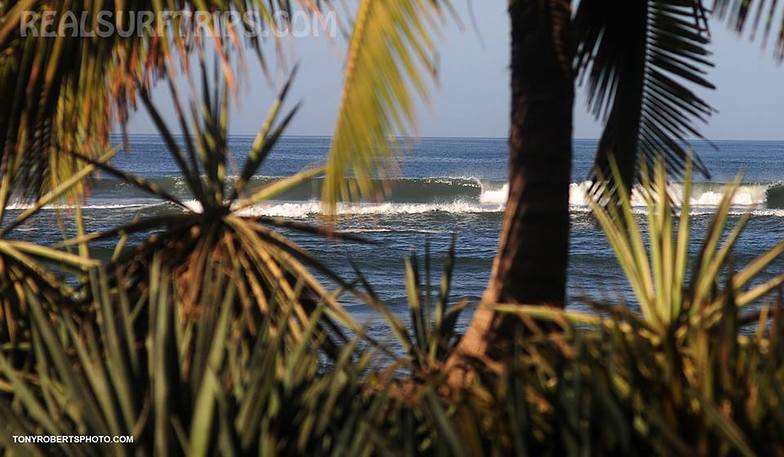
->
[589,157,784,332]
[0,148,111,344]
[0,264,388,456]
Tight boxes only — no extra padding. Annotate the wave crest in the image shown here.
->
[7,177,783,217]
[484,181,779,208]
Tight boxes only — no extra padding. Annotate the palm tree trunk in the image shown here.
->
[455,0,574,362]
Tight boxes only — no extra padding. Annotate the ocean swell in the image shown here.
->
[7,177,784,217]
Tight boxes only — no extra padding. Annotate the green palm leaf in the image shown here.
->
[0,0,310,201]
[322,0,444,211]
[713,0,784,59]
[576,0,715,196]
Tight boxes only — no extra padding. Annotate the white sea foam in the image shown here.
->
[10,178,776,218]
[168,179,784,219]
[6,202,154,210]
[569,181,769,208]
[479,183,509,204]
[346,228,448,234]
[223,181,780,218]
[479,180,772,208]
[231,201,505,218]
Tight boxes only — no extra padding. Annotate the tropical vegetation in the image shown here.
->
[0,0,783,455]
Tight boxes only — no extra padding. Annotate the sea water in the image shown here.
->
[7,137,784,329]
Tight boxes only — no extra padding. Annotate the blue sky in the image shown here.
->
[128,2,784,140]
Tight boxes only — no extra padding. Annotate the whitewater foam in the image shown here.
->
[479,180,776,208]
[232,201,506,218]
[565,181,769,208]
[169,178,784,219]
[479,183,508,204]
[6,202,156,210]
[10,177,777,218]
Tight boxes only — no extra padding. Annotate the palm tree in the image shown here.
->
[453,0,784,364]
[454,0,575,362]
[2,0,783,362]
[0,0,444,350]
[0,0,442,205]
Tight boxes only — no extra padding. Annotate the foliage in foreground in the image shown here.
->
[1,0,784,454]
[1,160,784,456]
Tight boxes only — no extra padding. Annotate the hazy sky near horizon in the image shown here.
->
[127,2,784,140]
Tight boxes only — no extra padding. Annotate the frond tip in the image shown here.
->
[713,0,784,59]
[323,0,444,212]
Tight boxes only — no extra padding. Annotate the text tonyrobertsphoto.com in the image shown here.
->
[11,435,135,445]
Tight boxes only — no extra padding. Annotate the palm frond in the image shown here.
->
[713,0,784,59]
[0,0,318,202]
[322,0,444,211]
[576,0,715,198]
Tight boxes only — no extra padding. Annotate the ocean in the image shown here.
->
[8,136,784,325]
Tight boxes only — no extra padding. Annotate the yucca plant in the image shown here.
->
[0,148,116,346]
[0,255,404,457]
[486,157,784,455]
[358,237,468,380]
[60,63,369,358]
[504,156,784,333]
[590,158,784,330]
[0,253,485,457]
[433,299,784,455]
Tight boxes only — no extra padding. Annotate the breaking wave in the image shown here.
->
[82,175,784,208]
[8,177,784,217]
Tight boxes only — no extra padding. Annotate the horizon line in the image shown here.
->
[113,133,784,142]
